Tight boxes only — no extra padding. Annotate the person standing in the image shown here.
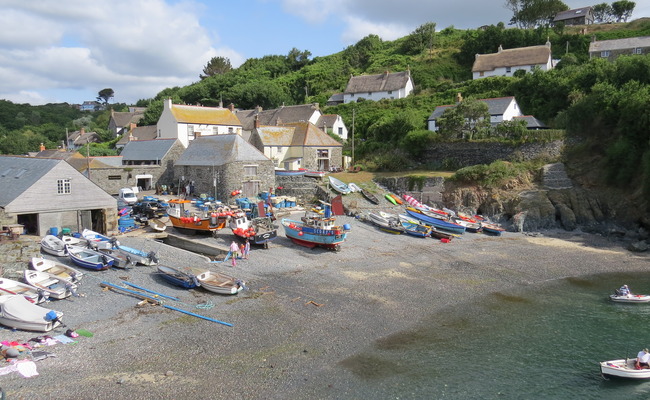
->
[244,238,250,260]
[229,241,239,267]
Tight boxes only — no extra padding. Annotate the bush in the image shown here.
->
[451,160,531,187]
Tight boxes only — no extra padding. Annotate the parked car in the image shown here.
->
[131,200,166,219]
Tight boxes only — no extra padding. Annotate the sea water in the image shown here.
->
[338,271,650,399]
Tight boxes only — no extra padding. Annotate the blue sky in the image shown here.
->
[0,0,648,106]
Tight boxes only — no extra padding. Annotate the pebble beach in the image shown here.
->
[1,214,648,399]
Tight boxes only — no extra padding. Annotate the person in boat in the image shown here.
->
[617,284,631,296]
[636,348,650,369]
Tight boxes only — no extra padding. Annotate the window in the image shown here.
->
[57,178,71,194]
[601,51,610,57]
[213,126,218,135]
[506,67,511,73]
[368,92,372,96]
[108,175,121,180]
[338,127,343,136]
[387,91,392,94]
[187,125,195,140]
[317,149,329,158]
[228,127,234,133]
[244,165,257,176]
[479,71,484,77]
[633,48,643,55]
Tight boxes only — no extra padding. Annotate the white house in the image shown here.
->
[472,41,554,80]
[343,70,414,104]
[427,96,524,131]
[156,99,242,147]
[316,114,348,141]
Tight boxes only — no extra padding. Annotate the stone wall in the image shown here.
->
[274,175,323,204]
[422,140,564,168]
[374,176,445,206]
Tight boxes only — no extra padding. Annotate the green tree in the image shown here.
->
[286,48,312,71]
[200,56,232,79]
[592,3,614,22]
[611,0,635,22]
[506,0,569,29]
[97,88,114,105]
[401,22,437,55]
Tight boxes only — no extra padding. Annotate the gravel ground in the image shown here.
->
[1,215,648,399]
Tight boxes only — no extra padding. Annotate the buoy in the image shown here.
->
[298,231,303,236]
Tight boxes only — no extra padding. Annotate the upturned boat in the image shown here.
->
[0,295,63,332]
[282,203,350,251]
[40,235,67,257]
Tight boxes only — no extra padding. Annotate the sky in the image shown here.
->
[0,0,648,106]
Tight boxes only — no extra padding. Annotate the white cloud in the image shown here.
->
[340,15,411,44]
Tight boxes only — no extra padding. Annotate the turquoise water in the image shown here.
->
[340,272,650,399]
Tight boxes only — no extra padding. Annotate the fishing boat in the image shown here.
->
[66,244,114,271]
[30,257,83,283]
[367,212,404,234]
[156,265,200,289]
[348,183,361,192]
[0,295,63,332]
[405,207,466,235]
[229,209,277,248]
[0,277,47,304]
[81,229,113,249]
[60,234,87,247]
[274,168,306,176]
[281,203,350,250]
[609,293,650,303]
[399,218,431,238]
[97,247,135,269]
[361,189,380,205]
[303,170,327,178]
[23,269,77,300]
[148,218,167,232]
[451,217,483,233]
[481,222,506,236]
[328,176,352,195]
[166,199,229,234]
[195,270,245,295]
[40,235,67,257]
[112,244,158,266]
[399,214,455,240]
[600,358,650,379]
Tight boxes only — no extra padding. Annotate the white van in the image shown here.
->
[118,188,138,205]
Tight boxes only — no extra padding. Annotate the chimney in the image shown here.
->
[228,103,235,112]
[254,115,260,129]
[129,122,136,131]
[39,143,45,151]
[255,105,263,113]
[80,127,85,135]
[456,93,463,103]
[498,44,503,52]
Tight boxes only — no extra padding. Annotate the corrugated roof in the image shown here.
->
[589,36,650,52]
[345,71,411,94]
[171,104,242,126]
[121,139,177,161]
[553,7,592,22]
[175,134,269,166]
[472,45,551,72]
[427,97,517,120]
[0,156,59,206]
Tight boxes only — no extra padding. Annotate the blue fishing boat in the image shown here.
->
[399,218,431,238]
[156,265,199,289]
[275,169,306,176]
[114,244,158,266]
[405,207,466,235]
[281,203,350,250]
[66,245,114,271]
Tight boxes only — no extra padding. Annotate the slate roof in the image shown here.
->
[589,36,650,52]
[175,134,269,166]
[553,7,592,22]
[0,156,59,206]
[283,122,342,147]
[120,139,177,162]
[428,97,517,120]
[316,114,339,130]
[68,130,101,146]
[111,111,144,128]
[66,154,120,172]
[235,103,320,131]
[254,126,296,146]
[344,71,411,94]
[170,104,242,126]
[34,150,78,160]
[472,44,551,72]
[116,125,157,146]
[513,115,548,129]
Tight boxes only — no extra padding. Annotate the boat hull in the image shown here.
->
[0,295,62,332]
[328,176,351,194]
[195,271,245,295]
[168,215,227,233]
[282,219,347,249]
[157,265,199,289]
[609,294,650,303]
[361,189,379,205]
[601,359,650,379]
[66,245,113,271]
[405,208,466,235]
[30,257,83,283]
